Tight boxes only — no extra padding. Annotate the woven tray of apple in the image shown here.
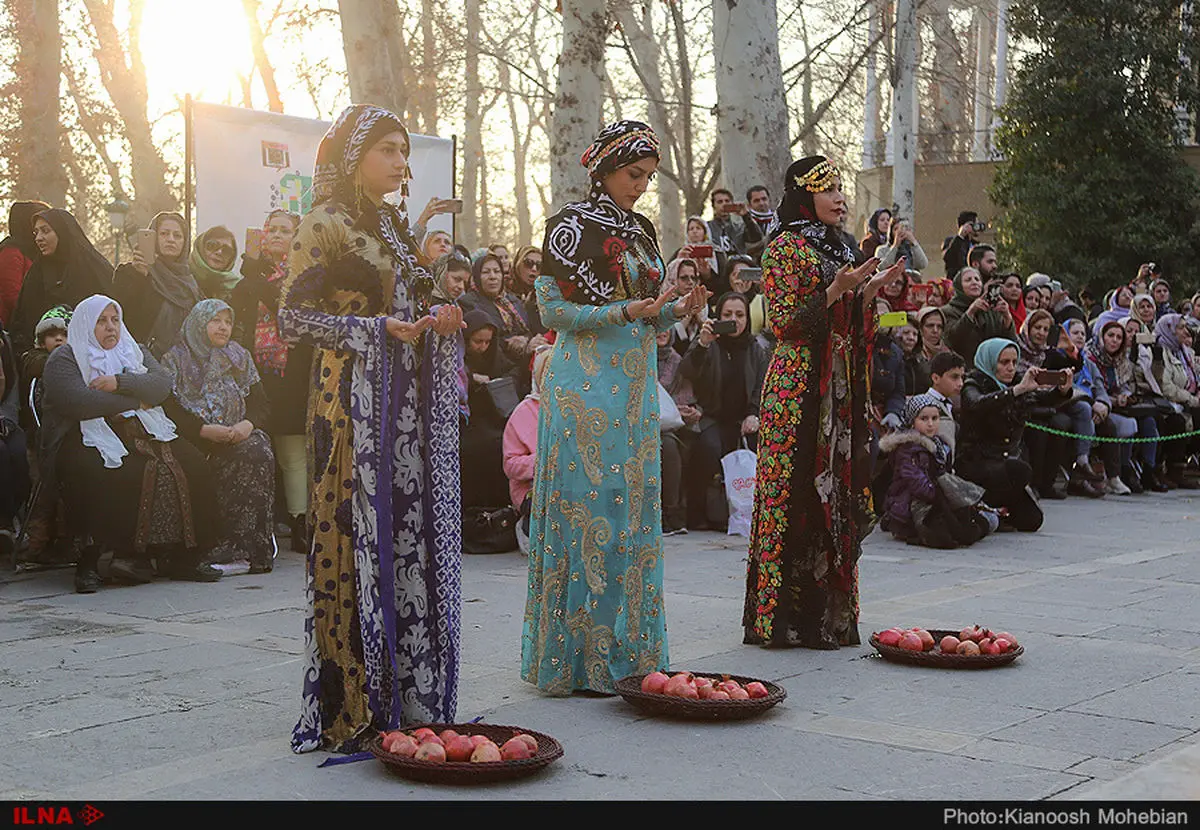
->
[615,671,787,720]
[868,626,1023,669]
[368,723,564,784]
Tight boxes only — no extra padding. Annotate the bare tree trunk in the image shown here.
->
[13,0,67,206]
[551,0,608,207]
[459,0,483,250]
[81,0,175,224]
[478,150,491,247]
[419,0,438,134]
[499,59,532,247]
[892,0,917,219]
[970,4,995,161]
[62,55,124,195]
[337,0,407,115]
[242,0,283,113]
[712,0,790,197]
[925,0,967,164]
[615,0,682,249]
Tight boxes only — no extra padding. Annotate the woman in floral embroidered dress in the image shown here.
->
[743,156,903,649]
[279,105,465,753]
[521,121,707,694]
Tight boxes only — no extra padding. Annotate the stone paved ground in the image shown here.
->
[1,490,1197,801]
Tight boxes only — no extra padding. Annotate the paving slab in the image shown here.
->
[2,490,1199,800]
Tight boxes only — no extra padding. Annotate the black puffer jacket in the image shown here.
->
[958,370,1069,462]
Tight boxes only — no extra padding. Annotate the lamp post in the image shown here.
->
[105,194,131,263]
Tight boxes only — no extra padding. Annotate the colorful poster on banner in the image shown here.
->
[191,102,454,248]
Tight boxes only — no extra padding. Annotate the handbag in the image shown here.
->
[482,377,520,421]
[658,382,684,433]
[461,505,519,554]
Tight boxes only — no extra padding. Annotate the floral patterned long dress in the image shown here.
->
[280,202,463,753]
[521,197,676,695]
[742,228,877,649]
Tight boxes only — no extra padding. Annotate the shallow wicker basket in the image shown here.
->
[869,629,1024,669]
[615,672,787,720]
[369,723,564,784]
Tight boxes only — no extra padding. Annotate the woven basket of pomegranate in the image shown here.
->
[869,626,1024,669]
[369,723,564,784]
[615,671,786,720]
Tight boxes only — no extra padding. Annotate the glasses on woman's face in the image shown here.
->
[521,258,541,273]
[205,240,235,256]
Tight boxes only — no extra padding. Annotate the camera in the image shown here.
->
[972,220,988,233]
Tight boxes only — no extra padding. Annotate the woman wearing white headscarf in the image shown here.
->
[40,294,222,592]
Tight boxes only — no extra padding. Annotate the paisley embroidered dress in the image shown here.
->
[278,108,463,759]
[742,228,877,648]
[521,192,675,694]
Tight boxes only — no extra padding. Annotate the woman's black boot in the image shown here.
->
[74,546,102,594]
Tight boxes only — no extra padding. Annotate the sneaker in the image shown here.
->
[1105,476,1132,496]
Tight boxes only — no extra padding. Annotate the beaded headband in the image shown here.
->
[792,160,840,193]
[580,127,660,177]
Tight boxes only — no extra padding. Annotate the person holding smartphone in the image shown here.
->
[725,255,767,336]
[680,292,769,531]
[707,188,764,258]
[940,267,1016,366]
[112,211,203,359]
[958,338,1074,531]
[876,218,928,273]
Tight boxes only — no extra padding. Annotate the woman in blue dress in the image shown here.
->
[521,121,707,695]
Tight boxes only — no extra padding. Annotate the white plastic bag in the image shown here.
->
[658,382,684,433]
[721,447,757,537]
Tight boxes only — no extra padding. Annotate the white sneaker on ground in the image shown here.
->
[1106,476,1132,495]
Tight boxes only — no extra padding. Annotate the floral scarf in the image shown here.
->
[163,299,260,426]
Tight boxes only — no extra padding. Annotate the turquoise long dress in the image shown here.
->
[521,203,675,695]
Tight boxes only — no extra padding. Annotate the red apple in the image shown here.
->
[500,737,535,760]
[512,733,538,753]
[877,628,903,646]
[641,671,670,694]
[939,635,961,653]
[414,742,447,762]
[470,741,502,763]
[745,681,769,699]
[444,735,475,761]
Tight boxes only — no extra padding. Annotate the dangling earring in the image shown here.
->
[353,168,365,207]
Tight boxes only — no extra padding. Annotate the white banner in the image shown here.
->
[191,102,454,249]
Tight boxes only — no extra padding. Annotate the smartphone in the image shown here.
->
[690,244,714,258]
[985,282,1004,306]
[723,202,746,214]
[442,198,465,214]
[711,320,738,336]
[878,311,910,328]
[1033,368,1068,386]
[135,228,156,265]
[1136,332,1155,345]
[738,267,762,283]
[245,228,263,260]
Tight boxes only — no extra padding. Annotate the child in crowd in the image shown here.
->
[880,394,998,549]
[21,305,71,429]
[926,351,966,455]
